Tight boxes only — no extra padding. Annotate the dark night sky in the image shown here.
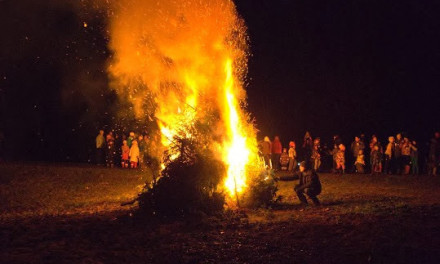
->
[1,0,440,161]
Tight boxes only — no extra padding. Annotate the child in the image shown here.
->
[129,140,140,169]
[410,141,419,175]
[330,144,339,173]
[371,145,382,174]
[288,141,297,172]
[280,148,290,171]
[354,149,365,174]
[106,139,115,168]
[335,144,346,174]
[311,138,321,171]
[121,140,130,168]
[127,131,135,148]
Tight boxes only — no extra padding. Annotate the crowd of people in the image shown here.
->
[259,131,440,175]
[96,128,440,176]
[95,130,156,169]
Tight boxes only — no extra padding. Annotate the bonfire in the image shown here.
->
[106,0,272,210]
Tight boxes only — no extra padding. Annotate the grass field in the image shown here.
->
[1,163,440,263]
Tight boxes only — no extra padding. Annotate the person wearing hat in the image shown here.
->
[288,141,297,172]
[261,136,272,169]
[294,161,322,205]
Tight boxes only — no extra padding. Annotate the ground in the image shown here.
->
[1,163,440,263]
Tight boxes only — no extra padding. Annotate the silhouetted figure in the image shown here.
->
[369,135,382,173]
[95,130,105,165]
[384,136,396,174]
[303,131,313,163]
[294,161,322,206]
[351,136,365,173]
[410,141,419,175]
[395,133,404,174]
[371,145,383,174]
[272,136,282,171]
[428,132,440,175]
[105,131,115,167]
[401,137,412,174]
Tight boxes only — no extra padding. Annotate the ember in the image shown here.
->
[106,0,260,201]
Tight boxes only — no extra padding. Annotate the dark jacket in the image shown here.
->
[351,141,365,157]
[295,169,322,194]
[272,139,282,154]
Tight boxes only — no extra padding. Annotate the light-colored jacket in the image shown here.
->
[96,134,105,149]
[129,145,140,162]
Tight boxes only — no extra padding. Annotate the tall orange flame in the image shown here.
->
[106,0,259,200]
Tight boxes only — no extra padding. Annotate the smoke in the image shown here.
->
[105,0,260,195]
[105,0,249,119]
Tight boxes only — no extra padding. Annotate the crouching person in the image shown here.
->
[294,161,322,206]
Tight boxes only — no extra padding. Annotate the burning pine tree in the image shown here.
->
[102,0,277,214]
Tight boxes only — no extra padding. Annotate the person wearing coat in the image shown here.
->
[271,136,282,171]
[288,141,297,172]
[261,136,272,169]
[129,140,140,169]
[121,140,130,168]
[294,161,322,206]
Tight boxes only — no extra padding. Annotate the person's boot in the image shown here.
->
[310,196,321,206]
[296,191,308,205]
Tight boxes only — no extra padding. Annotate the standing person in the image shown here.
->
[121,140,130,168]
[428,132,440,175]
[288,141,297,172]
[114,133,123,167]
[335,144,346,174]
[330,144,339,173]
[261,136,272,169]
[410,141,419,175]
[384,136,395,174]
[401,137,412,174]
[369,135,382,173]
[294,161,322,206]
[127,132,135,148]
[272,136,282,171]
[105,132,115,167]
[138,135,145,168]
[395,133,404,174]
[371,145,383,174]
[129,140,140,169]
[302,131,313,164]
[95,130,105,165]
[311,138,322,171]
[350,136,365,173]
[280,148,290,171]
[355,149,366,174]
